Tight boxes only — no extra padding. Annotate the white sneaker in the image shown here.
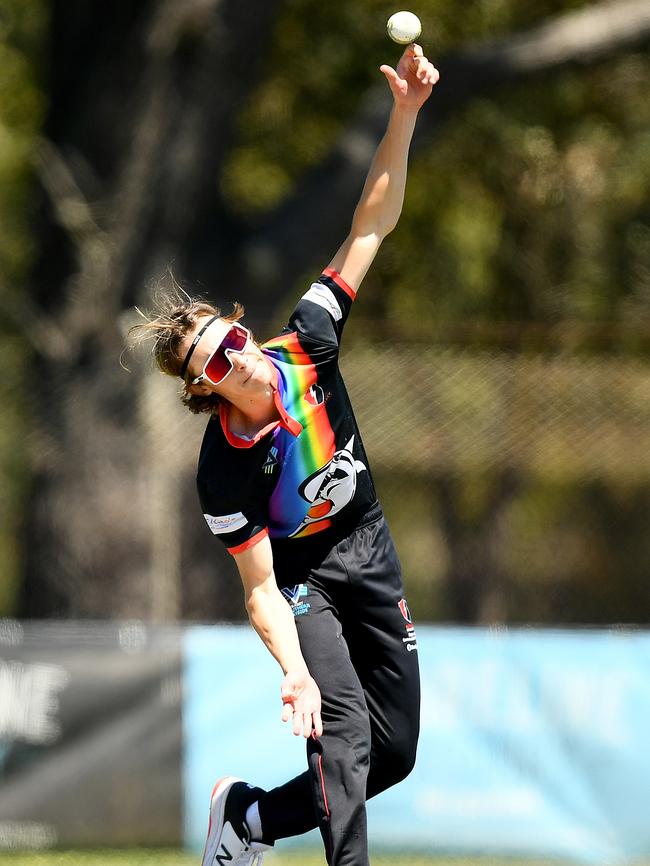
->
[201,776,271,866]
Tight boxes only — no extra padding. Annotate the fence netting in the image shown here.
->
[18,339,650,624]
[134,342,650,623]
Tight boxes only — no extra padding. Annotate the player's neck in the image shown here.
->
[226,390,280,439]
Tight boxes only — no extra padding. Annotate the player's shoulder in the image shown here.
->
[319,267,357,301]
[300,270,357,323]
[198,413,225,457]
[197,414,239,480]
[197,413,274,481]
[277,269,356,352]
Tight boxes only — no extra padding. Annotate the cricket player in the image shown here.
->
[135,44,438,866]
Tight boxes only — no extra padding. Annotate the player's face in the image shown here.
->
[181,316,274,399]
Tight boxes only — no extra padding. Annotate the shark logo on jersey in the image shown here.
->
[289,435,367,537]
[305,383,325,406]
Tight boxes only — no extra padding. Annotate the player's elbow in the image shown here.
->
[351,212,396,242]
[244,577,276,618]
[378,217,398,238]
[244,592,266,636]
[244,585,264,617]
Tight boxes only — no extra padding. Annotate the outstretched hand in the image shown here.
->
[380,43,439,111]
[281,670,323,738]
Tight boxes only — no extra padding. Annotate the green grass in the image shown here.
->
[0,851,576,866]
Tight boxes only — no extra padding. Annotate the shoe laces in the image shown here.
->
[233,842,266,865]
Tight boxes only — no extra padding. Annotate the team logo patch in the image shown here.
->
[281,584,308,605]
[398,598,412,624]
[289,435,367,537]
[302,282,343,322]
[305,384,325,406]
[281,584,310,617]
[263,445,279,475]
[398,598,418,652]
[204,512,248,534]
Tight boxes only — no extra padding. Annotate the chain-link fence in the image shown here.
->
[17,340,650,624]
[343,348,650,480]
[341,346,650,623]
[128,344,650,624]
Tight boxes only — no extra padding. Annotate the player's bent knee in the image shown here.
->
[387,744,417,786]
[369,736,417,795]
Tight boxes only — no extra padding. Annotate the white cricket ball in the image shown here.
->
[386,10,422,44]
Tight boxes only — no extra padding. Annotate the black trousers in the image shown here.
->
[258,516,421,866]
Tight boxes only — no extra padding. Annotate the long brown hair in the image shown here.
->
[128,280,244,414]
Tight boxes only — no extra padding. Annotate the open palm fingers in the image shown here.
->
[411,54,439,87]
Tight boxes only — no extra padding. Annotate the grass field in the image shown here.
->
[0,851,568,866]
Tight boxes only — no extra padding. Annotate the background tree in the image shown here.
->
[1,0,649,622]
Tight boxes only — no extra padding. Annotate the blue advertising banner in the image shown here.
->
[183,625,313,850]
[183,625,650,863]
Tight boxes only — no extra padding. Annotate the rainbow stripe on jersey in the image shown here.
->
[262,331,336,539]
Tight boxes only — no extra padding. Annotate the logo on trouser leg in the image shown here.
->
[281,584,311,617]
[398,598,417,651]
[398,598,412,623]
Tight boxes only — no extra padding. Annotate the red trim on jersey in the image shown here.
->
[219,404,278,448]
[227,528,268,555]
[323,267,357,300]
[219,361,302,448]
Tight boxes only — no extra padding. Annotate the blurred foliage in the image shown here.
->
[384,57,650,337]
[376,470,650,624]
[223,0,604,213]
[2,0,649,621]
[0,0,46,614]
[224,0,650,349]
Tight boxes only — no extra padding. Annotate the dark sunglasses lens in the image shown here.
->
[221,325,248,352]
[203,326,248,383]
[204,351,231,384]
